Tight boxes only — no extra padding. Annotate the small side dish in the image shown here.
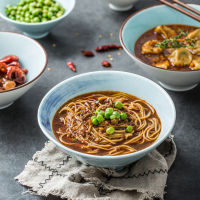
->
[135,25,200,71]
[5,0,65,23]
[53,91,161,156]
[0,55,28,92]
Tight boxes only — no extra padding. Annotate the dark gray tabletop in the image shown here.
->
[1,0,200,199]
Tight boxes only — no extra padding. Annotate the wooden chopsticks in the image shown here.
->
[158,0,200,22]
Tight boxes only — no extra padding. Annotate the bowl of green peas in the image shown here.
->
[0,0,75,38]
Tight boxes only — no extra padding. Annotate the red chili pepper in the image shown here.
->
[7,61,20,67]
[22,69,28,74]
[95,44,122,52]
[0,55,19,63]
[101,60,111,67]
[67,62,76,72]
[0,63,8,74]
[81,50,95,57]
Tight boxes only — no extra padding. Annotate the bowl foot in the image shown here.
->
[23,32,49,39]
[158,82,198,92]
[108,3,133,11]
[0,102,14,109]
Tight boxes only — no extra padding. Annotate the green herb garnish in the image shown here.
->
[155,29,193,49]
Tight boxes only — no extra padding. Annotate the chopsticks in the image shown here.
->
[158,0,200,22]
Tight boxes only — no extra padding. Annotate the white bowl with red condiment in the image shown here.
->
[120,4,200,92]
[0,32,47,109]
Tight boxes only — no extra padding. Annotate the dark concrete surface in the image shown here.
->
[0,0,200,199]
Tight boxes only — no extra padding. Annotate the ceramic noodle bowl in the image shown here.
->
[38,71,176,169]
[120,4,200,92]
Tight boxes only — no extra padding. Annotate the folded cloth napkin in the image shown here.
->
[15,136,176,200]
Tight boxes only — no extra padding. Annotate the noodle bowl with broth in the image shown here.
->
[53,91,161,156]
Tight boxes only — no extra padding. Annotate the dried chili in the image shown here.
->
[81,50,95,57]
[0,55,18,63]
[95,44,122,52]
[67,62,76,72]
[101,60,111,67]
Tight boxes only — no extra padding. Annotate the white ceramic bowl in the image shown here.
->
[0,32,47,109]
[120,4,200,91]
[38,71,176,169]
[106,0,139,11]
[0,0,75,39]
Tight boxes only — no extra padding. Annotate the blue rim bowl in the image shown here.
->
[38,71,176,169]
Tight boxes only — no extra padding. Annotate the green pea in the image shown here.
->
[105,112,111,119]
[110,115,116,120]
[33,16,40,22]
[48,7,55,12]
[42,17,48,22]
[30,2,36,7]
[120,112,127,120]
[91,116,96,121]
[95,109,104,116]
[60,7,65,13]
[47,11,53,18]
[44,0,51,6]
[97,114,104,123]
[105,108,113,119]
[106,127,115,135]
[19,16,24,21]
[22,5,29,11]
[55,2,61,9]
[24,17,30,22]
[16,15,21,20]
[56,11,63,18]
[92,118,99,126]
[9,16,16,20]
[126,125,133,133]
[32,8,41,16]
[113,111,120,119]
[25,12,30,17]
[115,101,123,109]
[18,0,25,6]
[10,10,16,16]
[106,107,113,114]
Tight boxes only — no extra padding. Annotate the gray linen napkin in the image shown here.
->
[15,136,176,200]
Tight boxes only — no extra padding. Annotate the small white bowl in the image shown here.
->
[0,0,75,39]
[106,0,139,11]
[120,4,200,91]
[38,71,176,169]
[0,32,47,109]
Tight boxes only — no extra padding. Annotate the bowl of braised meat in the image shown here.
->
[0,32,47,109]
[120,4,200,91]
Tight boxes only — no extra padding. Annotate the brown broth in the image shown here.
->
[134,24,199,71]
[52,91,161,156]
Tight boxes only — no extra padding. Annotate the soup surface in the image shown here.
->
[53,91,161,156]
[135,24,200,71]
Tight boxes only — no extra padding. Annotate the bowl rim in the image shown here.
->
[119,3,200,73]
[0,31,48,93]
[38,71,176,160]
[0,0,76,25]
